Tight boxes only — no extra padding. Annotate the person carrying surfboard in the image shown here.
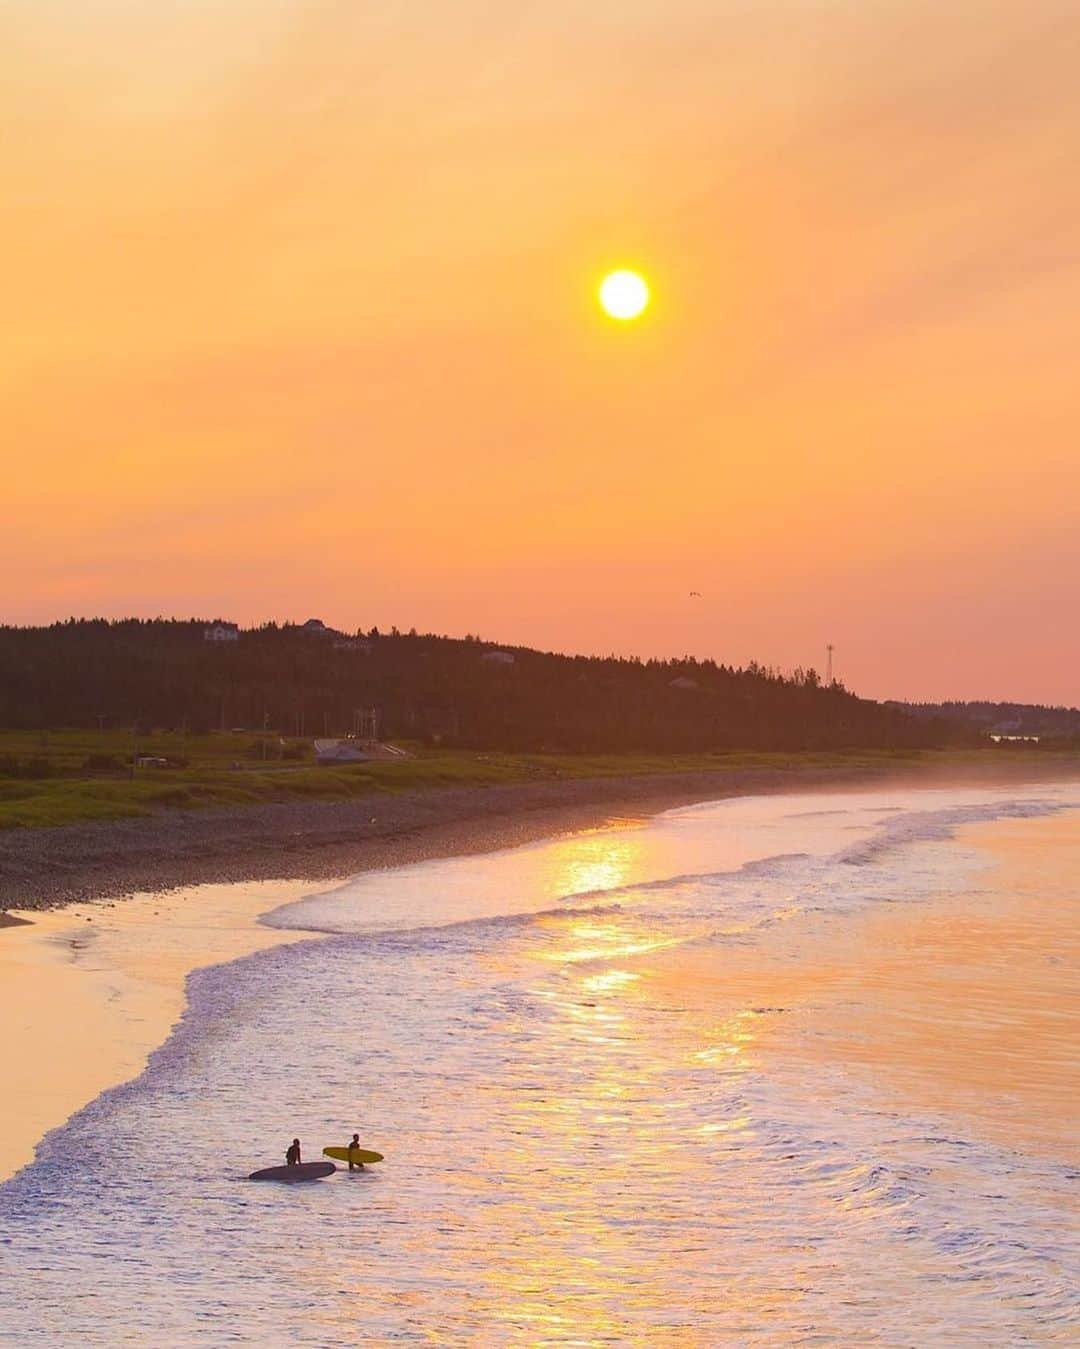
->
[346,1134,363,1171]
[285,1138,301,1166]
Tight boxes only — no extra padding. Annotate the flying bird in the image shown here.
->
[689,591,702,598]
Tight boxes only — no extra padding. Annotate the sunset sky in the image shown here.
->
[5,0,1078,703]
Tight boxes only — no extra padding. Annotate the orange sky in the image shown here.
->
[4,1,1079,703]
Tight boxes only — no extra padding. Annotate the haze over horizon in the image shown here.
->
[6,1,1079,705]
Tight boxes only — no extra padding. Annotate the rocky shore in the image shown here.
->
[4,756,1079,911]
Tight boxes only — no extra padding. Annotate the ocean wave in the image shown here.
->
[836,795,1065,867]
[263,790,1076,947]
[3,786,1079,1344]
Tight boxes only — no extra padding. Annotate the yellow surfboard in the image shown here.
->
[323,1146,384,1165]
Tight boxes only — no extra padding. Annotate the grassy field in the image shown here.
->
[0,730,1065,830]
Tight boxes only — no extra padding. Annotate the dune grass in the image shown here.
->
[0,731,1060,830]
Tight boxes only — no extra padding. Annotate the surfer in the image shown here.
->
[347,1133,363,1171]
[285,1138,301,1167]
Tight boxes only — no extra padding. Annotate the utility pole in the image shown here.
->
[826,644,834,686]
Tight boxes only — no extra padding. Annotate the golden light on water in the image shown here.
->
[545,832,642,900]
[598,269,650,320]
[542,917,680,965]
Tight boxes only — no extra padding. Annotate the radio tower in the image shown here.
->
[826,643,834,686]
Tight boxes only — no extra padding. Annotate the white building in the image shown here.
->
[481,650,515,666]
[204,622,239,643]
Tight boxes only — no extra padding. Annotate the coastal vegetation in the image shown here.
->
[0,734,939,830]
[2,620,1072,831]
[893,700,1080,741]
[3,618,955,751]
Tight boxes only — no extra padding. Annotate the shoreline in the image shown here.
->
[5,754,1080,913]
[2,760,1077,1186]
[0,878,322,1184]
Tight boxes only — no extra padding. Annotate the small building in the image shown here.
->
[668,676,699,691]
[481,650,515,666]
[333,638,373,653]
[302,618,332,635]
[204,623,239,643]
[314,739,372,765]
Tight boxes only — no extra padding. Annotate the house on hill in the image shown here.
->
[204,622,239,643]
[481,650,515,666]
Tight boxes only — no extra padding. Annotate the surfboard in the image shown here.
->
[322,1146,384,1165]
[249,1162,337,1182]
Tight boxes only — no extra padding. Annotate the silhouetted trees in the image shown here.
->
[893,699,1080,745]
[0,619,965,752]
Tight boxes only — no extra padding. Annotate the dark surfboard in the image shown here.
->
[249,1161,337,1182]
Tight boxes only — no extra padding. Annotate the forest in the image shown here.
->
[0,618,965,752]
[894,700,1080,743]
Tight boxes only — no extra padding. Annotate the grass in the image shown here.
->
[0,731,1067,830]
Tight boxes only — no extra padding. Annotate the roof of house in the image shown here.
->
[314,738,371,761]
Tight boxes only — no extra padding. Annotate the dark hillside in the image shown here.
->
[0,619,962,752]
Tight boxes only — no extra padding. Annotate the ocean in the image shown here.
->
[2,782,1078,1345]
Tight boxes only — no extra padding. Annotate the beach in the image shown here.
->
[3,757,1078,1189]
[0,879,321,1182]
[2,773,1078,1343]
[5,753,1080,912]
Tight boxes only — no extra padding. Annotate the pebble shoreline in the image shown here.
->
[3,758,1078,912]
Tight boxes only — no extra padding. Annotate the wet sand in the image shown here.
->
[0,879,322,1182]
[0,798,667,1184]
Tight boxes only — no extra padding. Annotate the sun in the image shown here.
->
[598,269,650,321]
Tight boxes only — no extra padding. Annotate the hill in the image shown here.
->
[0,617,957,752]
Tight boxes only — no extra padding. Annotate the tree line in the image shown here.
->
[893,699,1080,744]
[0,618,967,752]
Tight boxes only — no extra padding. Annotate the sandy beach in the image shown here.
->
[2,762,1078,1188]
[2,777,1077,1343]
[0,879,321,1182]
[0,783,682,1185]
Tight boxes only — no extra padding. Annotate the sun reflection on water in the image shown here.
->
[5,793,1080,1345]
[539,916,682,966]
[544,830,647,901]
[692,1009,760,1067]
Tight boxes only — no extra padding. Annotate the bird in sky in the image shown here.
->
[689,591,702,598]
